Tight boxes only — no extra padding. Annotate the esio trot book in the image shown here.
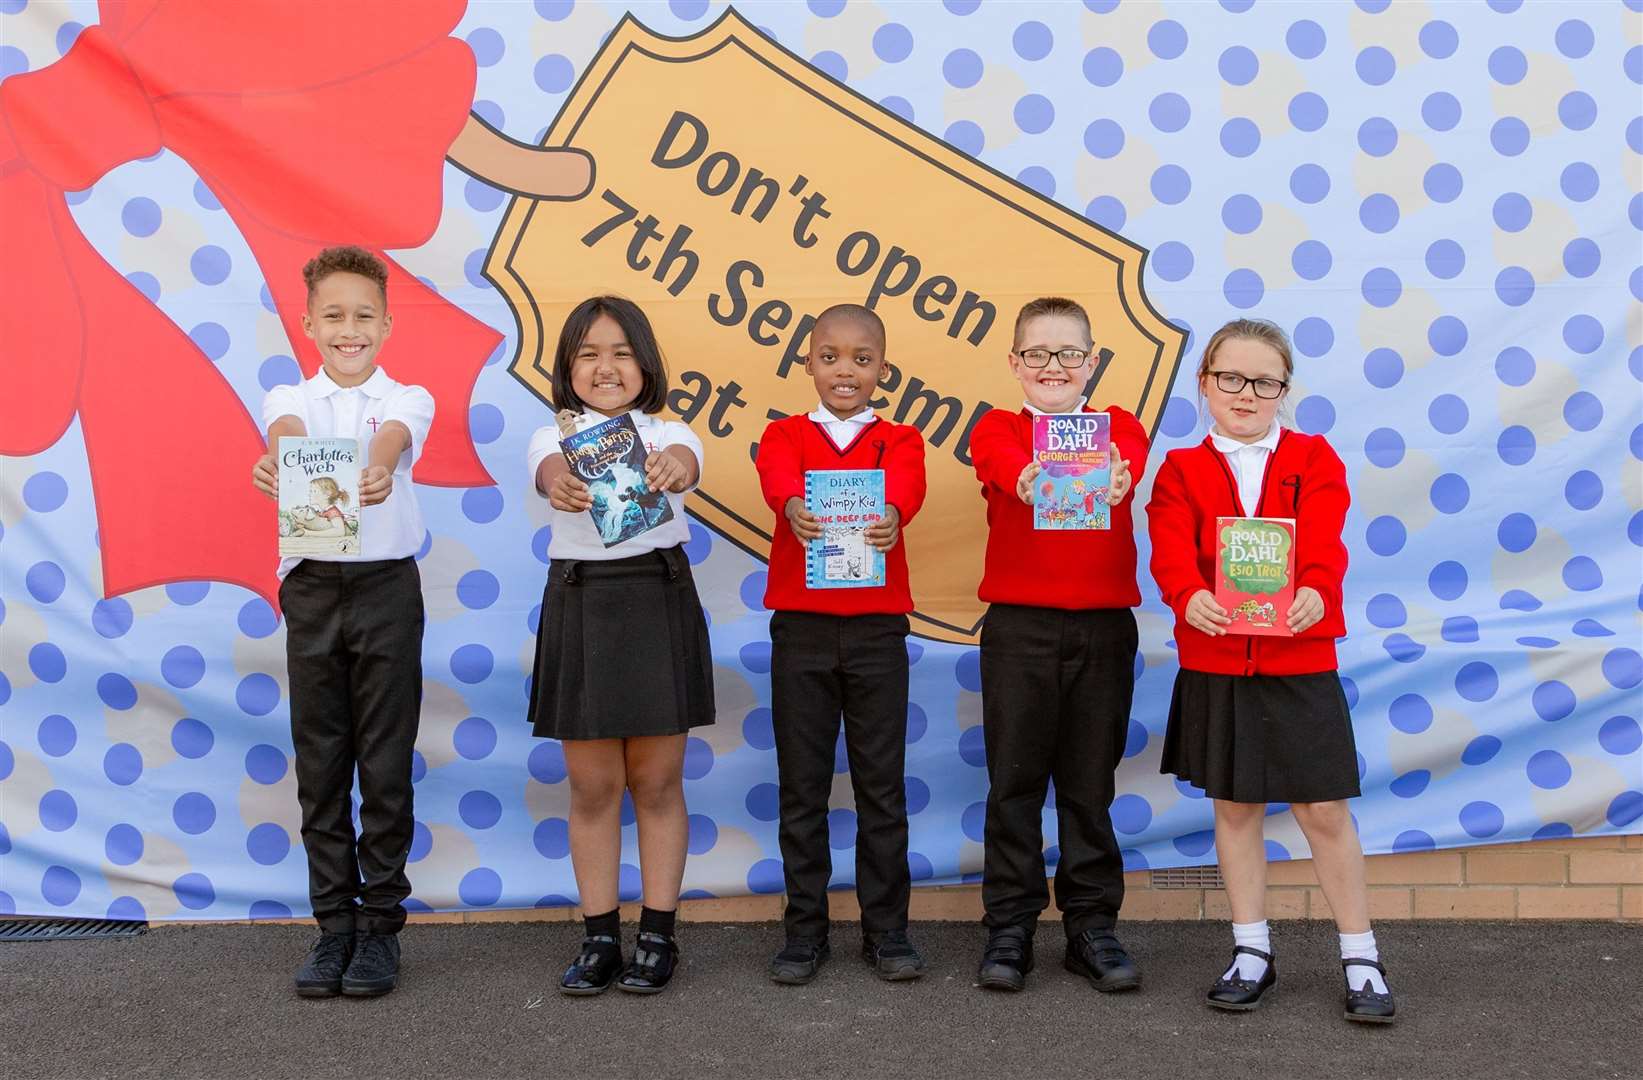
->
[1215,516,1295,636]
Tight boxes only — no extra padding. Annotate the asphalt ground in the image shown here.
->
[2,919,1637,1080]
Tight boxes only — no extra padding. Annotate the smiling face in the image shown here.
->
[1202,336,1288,443]
[569,313,644,414]
[805,313,886,419]
[1009,312,1091,414]
[303,271,390,387]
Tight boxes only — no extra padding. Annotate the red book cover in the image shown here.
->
[1215,516,1295,637]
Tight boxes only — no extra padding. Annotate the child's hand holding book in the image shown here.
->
[1015,461,1041,505]
[1108,457,1132,506]
[359,465,393,506]
[1285,586,1324,634]
[548,471,594,513]
[252,454,279,499]
[784,497,822,542]
[864,504,901,552]
[1185,589,1231,636]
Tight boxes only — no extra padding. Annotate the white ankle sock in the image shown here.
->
[1339,929,1388,994]
[1223,920,1271,981]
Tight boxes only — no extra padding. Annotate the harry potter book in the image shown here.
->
[559,411,674,547]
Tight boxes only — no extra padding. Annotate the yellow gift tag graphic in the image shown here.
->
[487,10,1185,643]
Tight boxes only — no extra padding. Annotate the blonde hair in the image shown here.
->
[1197,318,1296,425]
[1197,318,1295,382]
[308,476,350,507]
[1012,296,1092,348]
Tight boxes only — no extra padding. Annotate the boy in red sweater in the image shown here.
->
[755,304,928,985]
[968,297,1147,993]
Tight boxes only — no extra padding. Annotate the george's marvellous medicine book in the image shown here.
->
[1215,516,1295,636]
[1032,412,1111,530]
[804,469,885,589]
[559,411,673,547]
[278,437,362,557]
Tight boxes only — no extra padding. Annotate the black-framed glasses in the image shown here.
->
[1014,348,1090,369]
[1208,370,1288,399]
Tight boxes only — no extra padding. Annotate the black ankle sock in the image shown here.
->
[583,909,620,940]
[639,906,676,938]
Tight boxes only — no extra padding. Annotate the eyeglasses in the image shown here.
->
[1014,348,1090,369]
[1208,370,1288,399]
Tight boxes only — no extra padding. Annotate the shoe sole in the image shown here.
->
[974,972,1027,992]
[559,983,615,997]
[1062,957,1141,993]
[1207,987,1274,1012]
[769,967,823,985]
[1344,1010,1395,1024]
[294,984,340,998]
[340,981,396,998]
[615,981,669,995]
[874,964,926,982]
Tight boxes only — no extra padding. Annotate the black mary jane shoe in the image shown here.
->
[975,925,1035,992]
[1206,946,1277,1011]
[1342,958,1397,1024]
[616,931,679,995]
[559,934,624,996]
[1064,929,1142,993]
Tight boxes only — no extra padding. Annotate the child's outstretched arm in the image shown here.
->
[361,420,412,506]
[1105,408,1151,507]
[1289,440,1351,635]
[252,415,306,499]
[868,426,927,551]
[1147,455,1227,634]
[968,410,1034,502]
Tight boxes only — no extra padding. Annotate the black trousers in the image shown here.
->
[979,604,1137,937]
[280,557,424,935]
[770,611,911,939]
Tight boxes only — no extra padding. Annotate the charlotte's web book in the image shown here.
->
[278,437,361,557]
[1032,412,1111,530]
[559,411,673,547]
[804,469,885,589]
[1215,516,1296,637]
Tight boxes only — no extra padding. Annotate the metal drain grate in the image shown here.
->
[0,918,149,943]
[1150,866,1225,890]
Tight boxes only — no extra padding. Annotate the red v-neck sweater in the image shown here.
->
[755,415,927,615]
[970,405,1150,609]
[1147,430,1350,675]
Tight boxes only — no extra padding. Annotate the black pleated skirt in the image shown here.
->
[1161,669,1361,804]
[527,546,716,741]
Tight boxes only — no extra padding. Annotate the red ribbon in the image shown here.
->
[0,0,498,608]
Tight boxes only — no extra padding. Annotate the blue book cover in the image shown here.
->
[1032,412,1112,530]
[560,412,674,547]
[804,469,885,589]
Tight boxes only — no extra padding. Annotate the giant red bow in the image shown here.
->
[0,0,498,608]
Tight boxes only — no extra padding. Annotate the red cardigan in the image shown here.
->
[1147,430,1350,675]
[970,405,1149,610]
[756,414,927,615]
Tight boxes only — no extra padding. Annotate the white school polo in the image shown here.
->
[526,408,703,561]
[806,403,876,449]
[1210,422,1282,516]
[262,367,435,578]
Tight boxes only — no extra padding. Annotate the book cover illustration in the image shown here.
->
[804,469,886,589]
[1215,516,1296,637]
[277,437,362,557]
[1032,412,1111,530]
[559,411,674,547]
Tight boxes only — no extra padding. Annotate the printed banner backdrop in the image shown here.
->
[0,0,1639,921]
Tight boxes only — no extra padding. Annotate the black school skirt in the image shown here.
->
[1161,669,1361,804]
[527,545,716,741]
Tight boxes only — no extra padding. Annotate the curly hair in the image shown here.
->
[302,245,388,302]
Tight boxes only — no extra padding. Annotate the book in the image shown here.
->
[1032,412,1111,530]
[1215,516,1296,636]
[277,437,362,557]
[559,411,674,547]
[804,468,886,588]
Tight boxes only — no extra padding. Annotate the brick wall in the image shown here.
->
[371,834,1640,926]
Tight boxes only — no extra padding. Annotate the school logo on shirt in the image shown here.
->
[486,10,1185,643]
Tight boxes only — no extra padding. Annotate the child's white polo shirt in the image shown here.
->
[262,367,434,578]
[526,407,702,561]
